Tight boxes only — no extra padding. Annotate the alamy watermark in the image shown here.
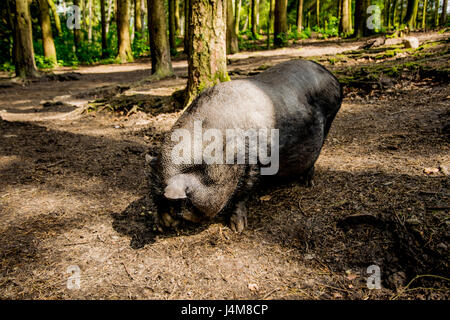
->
[170,120,279,175]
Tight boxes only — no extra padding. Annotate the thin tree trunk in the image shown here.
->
[353,0,369,37]
[267,0,274,48]
[117,0,133,62]
[316,0,320,28]
[404,0,420,29]
[348,0,352,30]
[184,0,228,107]
[251,0,258,37]
[101,0,108,57]
[338,0,342,33]
[169,0,177,54]
[296,0,304,31]
[88,0,93,42]
[440,0,448,25]
[175,0,180,34]
[387,0,392,29]
[274,0,287,46]
[47,0,62,36]
[235,0,241,34]
[226,0,239,54]
[13,0,39,78]
[73,0,82,56]
[184,0,190,54]
[391,0,398,27]
[106,0,113,34]
[340,0,351,35]
[135,0,142,36]
[422,0,428,28]
[434,0,439,26]
[148,0,173,77]
[38,0,57,66]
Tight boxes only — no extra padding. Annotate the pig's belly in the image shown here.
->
[273,110,326,178]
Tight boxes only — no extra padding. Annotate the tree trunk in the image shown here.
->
[47,0,62,36]
[391,0,398,27]
[38,0,57,66]
[296,0,304,31]
[267,0,274,48]
[169,0,177,54]
[422,0,428,28]
[235,0,241,34]
[386,0,392,29]
[434,0,439,26]
[440,0,448,25]
[101,0,108,57]
[148,0,173,77]
[226,0,239,54]
[340,0,351,35]
[135,0,142,36]
[106,0,113,34]
[404,0,419,29]
[73,0,82,56]
[274,0,287,46]
[316,0,320,28]
[13,0,39,78]
[184,0,190,54]
[184,0,228,107]
[175,0,181,34]
[251,0,258,37]
[353,0,369,37]
[88,0,93,42]
[117,0,133,62]
[348,0,352,30]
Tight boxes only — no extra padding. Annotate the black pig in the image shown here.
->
[148,59,342,232]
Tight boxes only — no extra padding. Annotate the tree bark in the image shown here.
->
[117,0,133,62]
[13,0,39,78]
[339,0,351,35]
[235,0,241,34]
[135,0,142,36]
[106,0,113,34]
[434,0,439,26]
[87,0,93,42]
[169,0,177,54]
[404,0,419,29]
[101,0,108,57]
[73,0,82,56]
[274,0,287,47]
[148,0,173,77]
[316,0,320,28]
[386,0,392,29]
[391,0,398,27]
[422,0,428,28]
[47,0,62,36]
[175,0,181,34]
[226,0,239,54]
[296,0,304,31]
[38,0,57,66]
[251,0,258,37]
[184,0,228,107]
[440,0,448,25]
[267,0,274,48]
[353,0,369,37]
[184,0,190,54]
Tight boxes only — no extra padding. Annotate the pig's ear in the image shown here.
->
[164,183,187,199]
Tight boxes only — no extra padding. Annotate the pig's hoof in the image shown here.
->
[230,202,247,233]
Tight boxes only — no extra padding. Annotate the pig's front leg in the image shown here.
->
[230,201,248,233]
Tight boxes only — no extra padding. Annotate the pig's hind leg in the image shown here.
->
[298,166,315,187]
[229,165,259,233]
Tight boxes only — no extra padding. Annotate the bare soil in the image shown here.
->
[0,31,449,299]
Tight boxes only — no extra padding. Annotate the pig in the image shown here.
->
[148,59,343,232]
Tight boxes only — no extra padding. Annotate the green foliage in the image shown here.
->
[35,55,56,69]
[132,32,150,58]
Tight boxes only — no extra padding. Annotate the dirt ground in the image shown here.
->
[0,31,449,299]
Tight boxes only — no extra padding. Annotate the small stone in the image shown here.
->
[436,243,447,250]
[406,218,420,225]
[248,283,259,291]
[304,253,315,260]
[403,37,419,49]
